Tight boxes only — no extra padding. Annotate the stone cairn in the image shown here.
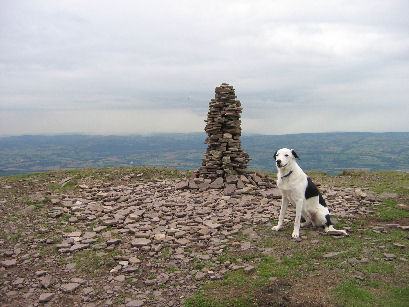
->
[178,83,274,195]
[198,83,250,177]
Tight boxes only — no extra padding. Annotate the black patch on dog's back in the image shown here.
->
[319,194,327,207]
[306,177,328,207]
[305,177,319,199]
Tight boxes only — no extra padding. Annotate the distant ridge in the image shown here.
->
[1,132,408,176]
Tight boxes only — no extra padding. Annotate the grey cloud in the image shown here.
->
[0,0,408,135]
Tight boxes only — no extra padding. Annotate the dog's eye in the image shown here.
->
[285,154,289,157]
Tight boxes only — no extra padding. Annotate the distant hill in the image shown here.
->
[0,132,408,176]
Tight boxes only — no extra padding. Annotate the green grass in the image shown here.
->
[376,200,409,220]
[334,280,409,307]
[26,200,43,210]
[334,280,376,306]
[72,249,121,276]
[185,197,408,307]
[313,171,409,200]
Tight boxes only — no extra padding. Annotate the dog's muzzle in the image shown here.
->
[276,160,287,168]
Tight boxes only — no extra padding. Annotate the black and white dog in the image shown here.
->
[272,148,348,238]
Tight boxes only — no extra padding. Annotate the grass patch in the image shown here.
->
[72,249,120,276]
[333,280,409,307]
[26,200,43,210]
[376,200,409,220]
[334,280,376,306]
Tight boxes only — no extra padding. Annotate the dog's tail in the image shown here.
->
[324,214,348,235]
[324,225,348,236]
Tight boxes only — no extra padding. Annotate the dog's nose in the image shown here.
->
[276,159,281,165]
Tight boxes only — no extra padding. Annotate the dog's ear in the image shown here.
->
[273,150,278,160]
[291,149,300,159]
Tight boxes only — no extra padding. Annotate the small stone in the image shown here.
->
[93,226,107,232]
[126,300,145,307]
[13,277,25,285]
[69,243,88,252]
[174,231,186,238]
[175,238,190,246]
[354,188,367,198]
[144,279,156,286]
[323,252,344,258]
[131,238,151,247]
[188,180,198,189]
[198,227,211,236]
[195,272,206,280]
[65,231,82,237]
[1,259,17,267]
[129,257,141,264]
[154,233,166,241]
[123,266,139,273]
[353,272,365,281]
[230,265,244,271]
[203,221,221,229]
[223,184,236,196]
[385,224,400,229]
[3,250,14,257]
[69,216,78,223]
[241,242,251,250]
[244,265,255,273]
[107,239,121,245]
[40,275,53,288]
[36,270,48,277]
[384,253,397,260]
[61,282,80,293]
[39,293,55,303]
[83,232,97,239]
[393,243,405,249]
[114,275,126,282]
[209,177,224,189]
[71,277,86,284]
[175,181,189,190]
[226,175,239,183]
[396,203,408,210]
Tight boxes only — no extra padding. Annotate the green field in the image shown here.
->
[1,132,408,176]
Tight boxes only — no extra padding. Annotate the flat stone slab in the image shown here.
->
[1,259,17,267]
[61,282,80,293]
[323,252,344,258]
[38,293,55,303]
[131,238,151,247]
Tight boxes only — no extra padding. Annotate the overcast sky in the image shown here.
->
[1,0,408,136]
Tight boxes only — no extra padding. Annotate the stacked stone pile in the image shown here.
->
[198,83,250,178]
[191,83,273,193]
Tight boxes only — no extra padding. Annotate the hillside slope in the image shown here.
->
[1,132,408,176]
[1,167,408,306]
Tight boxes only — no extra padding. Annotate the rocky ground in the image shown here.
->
[0,168,408,306]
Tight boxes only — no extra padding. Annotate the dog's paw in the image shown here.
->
[291,230,299,238]
[271,225,281,232]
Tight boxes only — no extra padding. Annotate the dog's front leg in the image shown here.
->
[272,196,289,231]
[292,198,303,238]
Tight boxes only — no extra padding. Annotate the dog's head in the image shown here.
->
[273,148,300,169]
